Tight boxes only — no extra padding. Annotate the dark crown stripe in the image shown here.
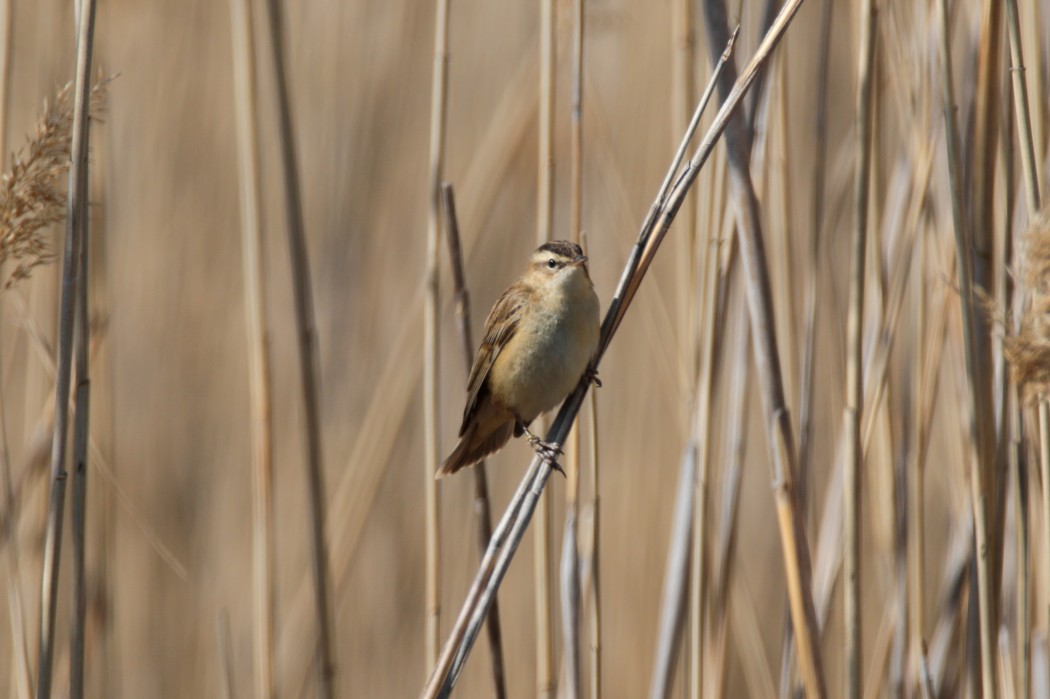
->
[536,240,582,259]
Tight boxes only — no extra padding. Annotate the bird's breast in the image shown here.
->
[488,278,599,423]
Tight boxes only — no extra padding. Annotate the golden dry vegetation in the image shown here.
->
[2,0,1050,698]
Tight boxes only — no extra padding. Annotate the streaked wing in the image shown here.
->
[460,284,528,435]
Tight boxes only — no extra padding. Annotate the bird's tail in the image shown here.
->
[436,420,514,478]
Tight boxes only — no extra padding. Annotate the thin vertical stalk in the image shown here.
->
[69,129,90,699]
[423,0,451,676]
[217,611,237,699]
[560,1,584,696]
[440,184,507,699]
[230,0,275,694]
[689,151,721,699]
[1004,4,1041,694]
[845,3,876,697]
[909,217,928,694]
[672,0,696,393]
[797,0,832,505]
[535,0,555,695]
[935,0,997,694]
[711,289,750,699]
[0,305,32,699]
[0,388,31,699]
[700,0,826,694]
[586,394,600,699]
[261,0,336,694]
[37,0,97,696]
[649,444,696,699]
[0,0,11,163]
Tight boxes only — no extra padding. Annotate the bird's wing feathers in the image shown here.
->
[460,285,527,435]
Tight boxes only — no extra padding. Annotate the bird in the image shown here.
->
[437,240,600,478]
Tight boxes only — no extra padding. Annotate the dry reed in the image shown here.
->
[423,0,451,678]
[534,2,556,695]
[261,0,336,694]
[228,0,276,693]
[440,182,507,698]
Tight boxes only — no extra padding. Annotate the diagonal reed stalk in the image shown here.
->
[229,0,276,694]
[844,2,876,696]
[37,0,97,697]
[261,1,337,694]
[422,4,816,693]
[535,1,556,694]
[440,183,507,699]
[424,0,451,677]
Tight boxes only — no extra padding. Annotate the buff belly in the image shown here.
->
[487,279,599,424]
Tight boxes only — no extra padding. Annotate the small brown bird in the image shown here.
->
[438,240,600,477]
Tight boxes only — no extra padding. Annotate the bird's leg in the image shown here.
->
[516,419,565,476]
[584,364,602,388]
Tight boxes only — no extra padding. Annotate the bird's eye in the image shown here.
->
[547,258,557,269]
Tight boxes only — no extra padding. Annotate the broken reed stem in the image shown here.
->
[845,2,876,696]
[440,183,507,699]
[423,0,450,676]
[935,0,997,694]
[229,0,276,693]
[700,0,826,694]
[37,1,97,697]
[423,8,806,694]
[261,0,336,694]
[535,0,555,695]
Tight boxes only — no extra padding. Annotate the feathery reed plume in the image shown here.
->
[0,78,107,292]
[1003,190,1050,385]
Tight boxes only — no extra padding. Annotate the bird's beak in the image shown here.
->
[570,254,588,267]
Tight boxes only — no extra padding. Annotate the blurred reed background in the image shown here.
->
[2,0,1050,697]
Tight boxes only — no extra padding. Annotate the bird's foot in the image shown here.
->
[529,438,565,475]
[520,424,565,475]
[585,364,602,388]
